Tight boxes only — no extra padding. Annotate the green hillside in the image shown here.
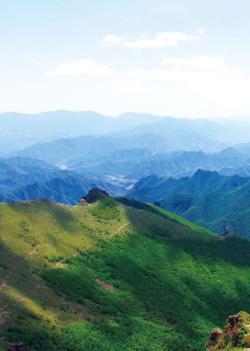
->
[0,197,250,350]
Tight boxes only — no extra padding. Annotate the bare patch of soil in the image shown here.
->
[96,279,116,291]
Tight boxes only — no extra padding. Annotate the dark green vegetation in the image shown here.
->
[0,196,250,350]
[129,170,250,239]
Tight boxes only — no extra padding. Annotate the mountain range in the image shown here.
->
[0,111,165,154]
[1,110,250,351]
[14,135,250,178]
[0,157,131,204]
[2,110,250,155]
[2,111,250,241]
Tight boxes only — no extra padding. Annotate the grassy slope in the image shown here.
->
[0,198,250,350]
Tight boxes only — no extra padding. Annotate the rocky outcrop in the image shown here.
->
[80,188,109,204]
[207,311,250,350]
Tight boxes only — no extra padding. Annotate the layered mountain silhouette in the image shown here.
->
[15,137,250,180]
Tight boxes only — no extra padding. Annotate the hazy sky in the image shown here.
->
[1,0,250,118]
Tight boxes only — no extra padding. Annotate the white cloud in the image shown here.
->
[41,53,250,118]
[101,35,123,45]
[100,32,199,49]
[123,32,199,48]
[161,56,242,76]
[46,59,113,77]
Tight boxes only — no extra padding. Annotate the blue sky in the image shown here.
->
[0,0,250,118]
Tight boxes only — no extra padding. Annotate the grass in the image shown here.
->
[0,198,250,350]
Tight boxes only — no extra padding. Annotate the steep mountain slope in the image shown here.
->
[1,194,250,350]
[129,170,250,238]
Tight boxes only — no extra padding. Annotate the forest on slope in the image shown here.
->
[0,193,250,351]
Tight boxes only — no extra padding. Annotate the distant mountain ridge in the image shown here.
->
[129,170,250,238]
[129,169,250,200]
[3,110,250,155]
[0,111,165,154]
[16,138,250,181]
[0,157,126,204]
[2,111,250,239]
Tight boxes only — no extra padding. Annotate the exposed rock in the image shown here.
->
[207,311,250,350]
[80,188,109,204]
[209,328,223,343]
[79,198,88,205]
[96,278,116,291]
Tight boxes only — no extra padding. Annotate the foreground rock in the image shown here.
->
[207,311,250,350]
